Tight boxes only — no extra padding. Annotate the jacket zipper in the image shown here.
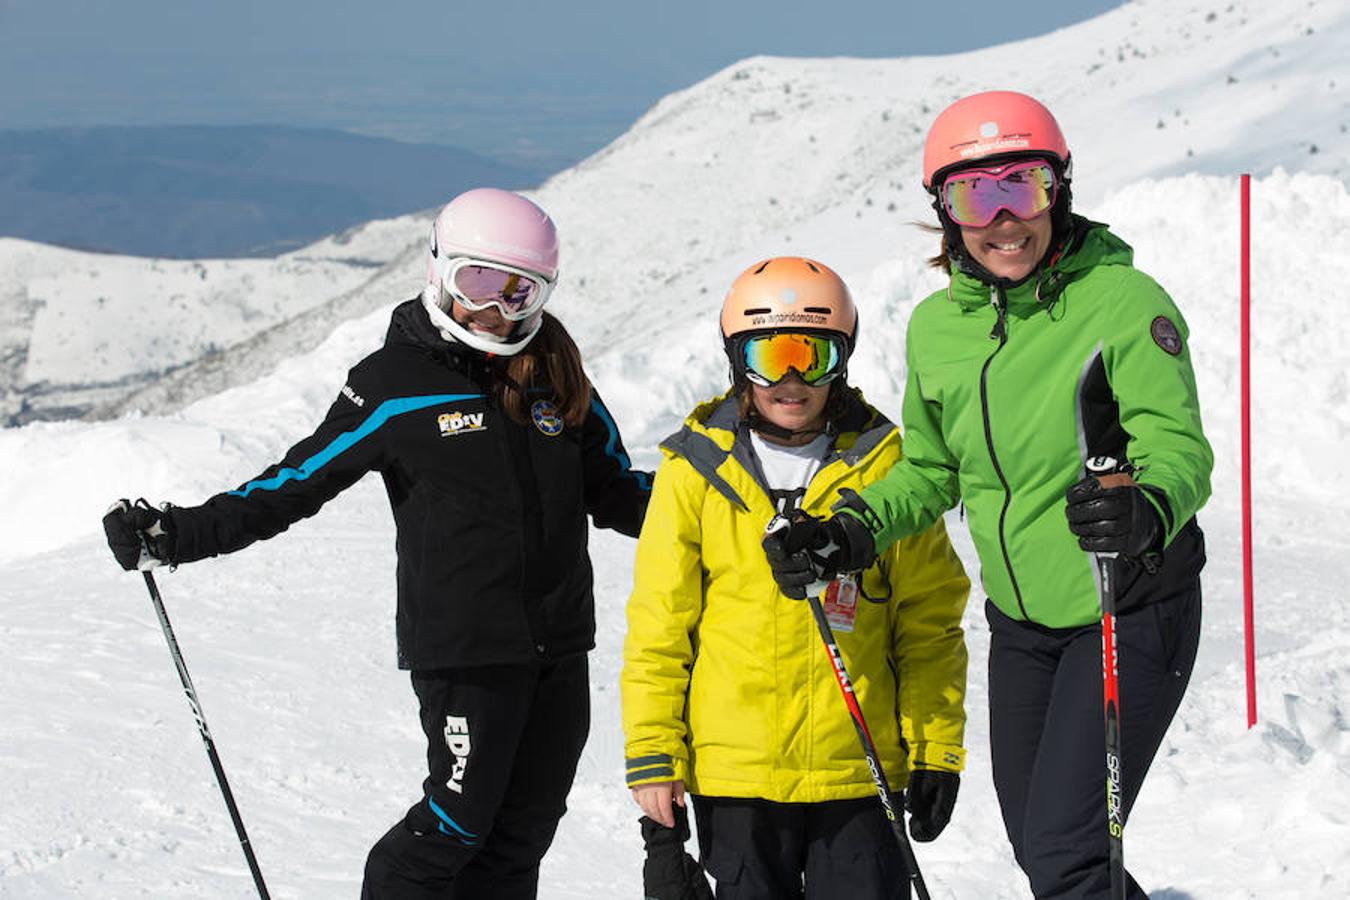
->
[979,287,1030,620]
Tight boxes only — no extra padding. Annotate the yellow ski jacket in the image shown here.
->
[622,390,970,803]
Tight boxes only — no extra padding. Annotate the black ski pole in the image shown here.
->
[1084,456,1128,900]
[141,571,271,899]
[764,516,932,900]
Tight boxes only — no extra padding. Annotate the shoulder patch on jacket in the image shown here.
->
[1150,316,1183,356]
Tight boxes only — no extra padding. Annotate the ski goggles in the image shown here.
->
[437,256,553,321]
[940,159,1058,228]
[736,332,848,387]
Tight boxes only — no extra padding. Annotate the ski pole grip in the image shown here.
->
[763,514,831,599]
[1085,455,1135,490]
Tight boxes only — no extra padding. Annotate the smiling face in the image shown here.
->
[959,207,1054,283]
[750,375,831,445]
[449,296,514,339]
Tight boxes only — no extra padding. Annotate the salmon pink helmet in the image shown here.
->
[922,91,1070,189]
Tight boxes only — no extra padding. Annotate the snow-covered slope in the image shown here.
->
[2,0,1349,897]
[0,214,418,424]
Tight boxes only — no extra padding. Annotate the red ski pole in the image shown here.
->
[1085,456,1129,900]
[764,515,932,900]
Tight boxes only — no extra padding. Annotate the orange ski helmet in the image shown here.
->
[720,257,857,343]
[720,257,858,394]
[922,90,1070,189]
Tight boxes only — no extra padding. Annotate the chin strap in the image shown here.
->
[735,376,847,443]
[744,409,832,442]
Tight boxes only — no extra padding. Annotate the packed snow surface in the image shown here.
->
[2,0,1349,897]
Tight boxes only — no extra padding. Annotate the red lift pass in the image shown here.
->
[823,575,859,632]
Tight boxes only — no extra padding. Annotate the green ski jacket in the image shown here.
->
[853,218,1212,628]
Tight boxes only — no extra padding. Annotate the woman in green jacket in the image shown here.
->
[764,92,1210,899]
[623,257,971,899]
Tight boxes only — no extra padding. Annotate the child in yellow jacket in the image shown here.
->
[621,257,971,899]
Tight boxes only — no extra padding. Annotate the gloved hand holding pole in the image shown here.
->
[763,513,932,900]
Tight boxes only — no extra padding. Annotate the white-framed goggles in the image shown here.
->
[436,255,554,322]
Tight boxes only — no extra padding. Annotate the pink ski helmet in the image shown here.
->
[422,188,560,356]
[921,91,1070,189]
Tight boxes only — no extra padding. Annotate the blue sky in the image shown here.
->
[1,0,1123,173]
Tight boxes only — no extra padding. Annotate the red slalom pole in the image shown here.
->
[1240,173,1257,729]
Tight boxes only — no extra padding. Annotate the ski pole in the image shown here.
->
[765,516,932,900]
[1084,456,1129,900]
[141,571,271,899]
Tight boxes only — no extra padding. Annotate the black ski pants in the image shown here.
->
[986,582,1201,900]
[690,794,911,900]
[361,654,590,900]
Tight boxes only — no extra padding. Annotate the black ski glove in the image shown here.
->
[906,769,959,842]
[1064,476,1162,558]
[762,510,876,600]
[103,499,175,571]
[640,805,713,900]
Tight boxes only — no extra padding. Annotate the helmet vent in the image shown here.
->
[805,261,820,273]
[804,306,831,315]
[743,307,772,316]
[753,260,771,274]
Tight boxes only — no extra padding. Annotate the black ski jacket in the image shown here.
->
[167,298,651,669]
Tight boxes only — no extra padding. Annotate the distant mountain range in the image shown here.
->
[0,125,549,258]
[2,0,1346,430]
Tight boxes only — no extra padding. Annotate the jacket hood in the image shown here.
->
[661,387,895,512]
[676,388,891,453]
[948,216,1135,312]
[386,296,440,349]
[385,297,490,374]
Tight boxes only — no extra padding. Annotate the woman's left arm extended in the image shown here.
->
[1106,273,1214,544]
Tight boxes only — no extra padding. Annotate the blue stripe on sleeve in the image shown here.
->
[228,393,481,498]
[590,398,651,490]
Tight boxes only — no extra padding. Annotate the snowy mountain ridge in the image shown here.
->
[2,0,1345,428]
[0,215,419,424]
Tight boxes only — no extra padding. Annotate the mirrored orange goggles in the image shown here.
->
[737,332,847,387]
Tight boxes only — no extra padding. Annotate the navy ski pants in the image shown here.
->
[361,654,589,900]
[986,581,1201,900]
[691,795,911,900]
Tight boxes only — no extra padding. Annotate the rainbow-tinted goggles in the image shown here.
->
[733,331,849,387]
[940,159,1058,228]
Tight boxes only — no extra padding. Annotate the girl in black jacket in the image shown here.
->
[104,188,650,899]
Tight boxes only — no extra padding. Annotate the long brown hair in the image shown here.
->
[920,221,951,270]
[497,311,592,427]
